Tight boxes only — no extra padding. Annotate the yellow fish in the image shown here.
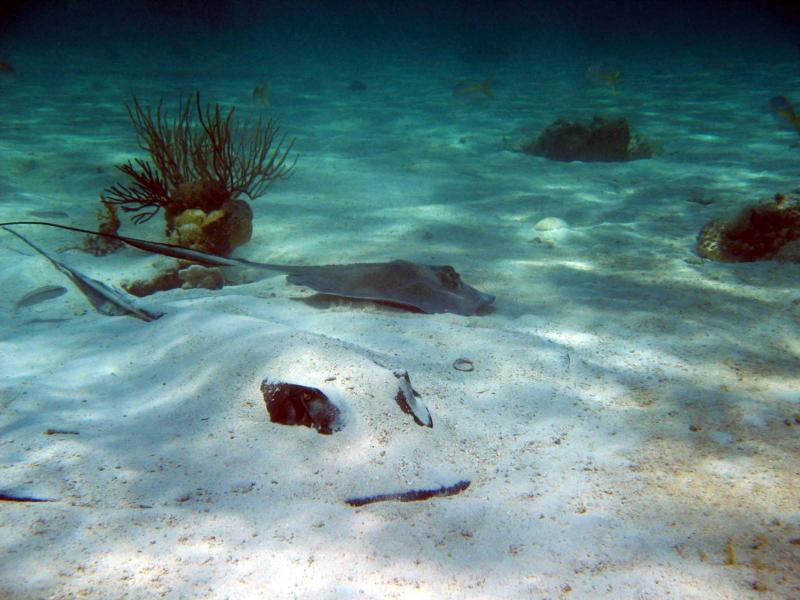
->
[252,83,270,107]
[770,95,800,133]
[588,63,619,96]
[452,77,495,99]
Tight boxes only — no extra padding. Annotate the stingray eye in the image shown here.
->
[440,267,462,289]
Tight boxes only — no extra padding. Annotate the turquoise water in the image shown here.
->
[1,2,799,598]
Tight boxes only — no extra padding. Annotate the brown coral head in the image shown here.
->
[168,199,253,256]
[169,180,231,216]
[697,198,800,262]
[202,199,254,255]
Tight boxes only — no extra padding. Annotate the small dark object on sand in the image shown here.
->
[0,492,51,502]
[261,379,342,434]
[452,358,474,371]
[346,479,470,507]
[44,429,79,435]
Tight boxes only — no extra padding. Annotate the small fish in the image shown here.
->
[14,285,67,309]
[769,95,800,133]
[22,318,69,325]
[588,63,620,96]
[0,60,15,75]
[452,77,495,99]
[27,210,70,219]
[252,83,270,107]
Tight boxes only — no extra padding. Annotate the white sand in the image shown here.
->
[0,38,799,599]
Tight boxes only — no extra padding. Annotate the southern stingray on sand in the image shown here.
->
[0,221,495,317]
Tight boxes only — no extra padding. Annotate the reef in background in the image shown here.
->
[510,116,653,162]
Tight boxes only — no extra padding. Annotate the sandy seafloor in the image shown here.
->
[0,31,799,600]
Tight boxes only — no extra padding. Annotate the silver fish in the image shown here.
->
[14,285,67,309]
[26,210,70,219]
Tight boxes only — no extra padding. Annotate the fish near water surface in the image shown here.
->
[769,95,800,134]
[252,82,270,107]
[588,63,620,96]
[452,78,495,99]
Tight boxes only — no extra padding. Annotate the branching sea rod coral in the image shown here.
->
[103,92,296,255]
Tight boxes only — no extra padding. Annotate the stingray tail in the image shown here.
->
[1,225,162,322]
[0,221,290,272]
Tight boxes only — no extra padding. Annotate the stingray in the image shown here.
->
[2,226,163,322]
[0,222,495,316]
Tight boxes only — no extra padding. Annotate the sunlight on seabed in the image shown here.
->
[509,258,595,271]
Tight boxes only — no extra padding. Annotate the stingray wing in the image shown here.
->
[285,260,494,316]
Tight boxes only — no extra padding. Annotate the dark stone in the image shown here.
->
[523,116,653,162]
[261,379,341,434]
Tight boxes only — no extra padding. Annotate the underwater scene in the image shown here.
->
[1,0,799,597]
